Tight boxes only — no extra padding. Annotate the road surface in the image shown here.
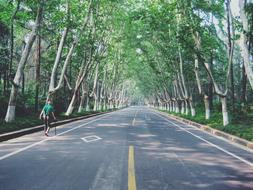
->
[1,107,253,190]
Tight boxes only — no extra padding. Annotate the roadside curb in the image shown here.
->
[0,111,111,142]
[156,110,253,150]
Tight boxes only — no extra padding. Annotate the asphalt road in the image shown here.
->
[1,106,253,190]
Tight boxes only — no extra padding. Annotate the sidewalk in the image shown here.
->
[0,111,111,142]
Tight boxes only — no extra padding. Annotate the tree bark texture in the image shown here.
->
[5,2,43,122]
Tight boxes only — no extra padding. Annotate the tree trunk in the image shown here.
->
[48,0,92,98]
[5,85,18,122]
[108,98,113,109]
[241,63,247,105]
[9,0,21,91]
[85,95,90,111]
[175,100,179,113]
[221,96,229,126]
[97,82,101,110]
[194,50,210,119]
[194,55,202,94]
[5,3,42,122]
[204,95,210,120]
[65,52,92,115]
[35,32,41,112]
[103,97,107,110]
[181,101,185,114]
[166,103,169,111]
[209,52,214,110]
[22,73,25,95]
[239,0,253,90]
[230,51,235,112]
[48,0,70,94]
[78,82,87,113]
[65,92,77,116]
[189,99,196,116]
[92,63,99,111]
[226,0,235,112]
[48,27,69,93]
[185,100,189,115]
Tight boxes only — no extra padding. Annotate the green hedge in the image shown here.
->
[0,110,113,135]
[161,110,253,142]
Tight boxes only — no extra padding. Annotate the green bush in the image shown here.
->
[0,115,44,134]
[0,108,113,134]
[161,109,253,142]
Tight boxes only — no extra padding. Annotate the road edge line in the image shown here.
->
[155,110,253,151]
[0,111,117,161]
[0,109,123,142]
[152,111,253,167]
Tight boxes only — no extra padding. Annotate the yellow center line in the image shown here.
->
[128,146,137,190]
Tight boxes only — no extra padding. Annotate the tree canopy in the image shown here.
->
[0,0,253,127]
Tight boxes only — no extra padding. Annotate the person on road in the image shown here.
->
[40,99,56,136]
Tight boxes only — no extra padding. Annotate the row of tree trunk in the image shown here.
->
[4,0,129,122]
[148,0,252,127]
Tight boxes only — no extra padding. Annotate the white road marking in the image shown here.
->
[132,110,138,126]
[152,112,253,167]
[0,139,48,161]
[153,111,253,155]
[81,135,102,143]
[132,118,136,126]
[0,112,113,161]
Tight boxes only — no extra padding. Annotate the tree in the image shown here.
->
[5,1,43,122]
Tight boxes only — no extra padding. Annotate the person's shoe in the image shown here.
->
[45,132,49,137]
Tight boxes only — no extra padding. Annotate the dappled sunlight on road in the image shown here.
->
[125,109,253,190]
[1,108,253,190]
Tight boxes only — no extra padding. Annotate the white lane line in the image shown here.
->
[0,112,113,161]
[152,112,253,167]
[132,110,138,126]
[132,118,136,126]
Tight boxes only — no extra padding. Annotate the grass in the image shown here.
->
[160,107,253,142]
[0,109,115,135]
[0,115,44,134]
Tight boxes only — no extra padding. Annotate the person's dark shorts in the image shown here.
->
[44,115,52,128]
